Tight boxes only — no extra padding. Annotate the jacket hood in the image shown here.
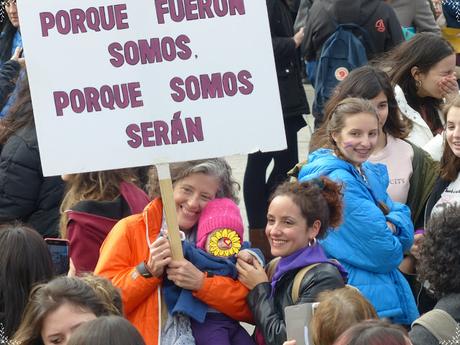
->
[298,149,390,203]
[68,181,149,222]
[323,0,381,26]
[298,149,356,181]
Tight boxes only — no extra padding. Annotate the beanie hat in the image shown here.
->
[196,198,244,251]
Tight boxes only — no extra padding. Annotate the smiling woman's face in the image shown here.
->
[332,112,379,166]
[173,173,220,231]
[41,303,96,345]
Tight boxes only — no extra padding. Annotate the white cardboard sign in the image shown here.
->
[18,0,286,176]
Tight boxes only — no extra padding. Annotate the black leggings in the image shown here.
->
[243,117,305,228]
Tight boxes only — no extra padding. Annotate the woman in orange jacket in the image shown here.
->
[95,159,254,345]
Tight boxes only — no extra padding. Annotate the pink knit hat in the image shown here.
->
[196,198,244,250]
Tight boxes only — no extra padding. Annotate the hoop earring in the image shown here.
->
[416,80,422,89]
[308,238,317,247]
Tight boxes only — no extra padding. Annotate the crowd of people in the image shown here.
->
[1,0,460,345]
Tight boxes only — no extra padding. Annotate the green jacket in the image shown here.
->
[406,141,439,228]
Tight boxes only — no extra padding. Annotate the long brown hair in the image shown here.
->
[381,33,455,135]
[59,169,140,238]
[318,97,379,159]
[440,95,460,182]
[310,66,410,152]
[12,277,110,345]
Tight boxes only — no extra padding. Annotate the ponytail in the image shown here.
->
[270,177,343,238]
[317,176,343,228]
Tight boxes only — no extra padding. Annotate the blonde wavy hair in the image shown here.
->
[59,169,140,238]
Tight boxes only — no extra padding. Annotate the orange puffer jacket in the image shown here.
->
[95,198,253,345]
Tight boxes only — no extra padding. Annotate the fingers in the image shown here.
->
[151,235,169,248]
[11,47,22,60]
[237,258,253,270]
[252,257,264,270]
[236,260,245,274]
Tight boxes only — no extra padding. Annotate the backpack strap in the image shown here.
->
[291,263,321,303]
[412,309,460,343]
[266,257,281,280]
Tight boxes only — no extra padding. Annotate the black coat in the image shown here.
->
[0,60,20,109]
[0,22,17,65]
[0,122,65,237]
[302,0,404,60]
[424,177,450,226]
[248,263,345,345]
[267,0,309,118]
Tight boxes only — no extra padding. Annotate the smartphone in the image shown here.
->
[45,238,70,276]
[285,302,319,345]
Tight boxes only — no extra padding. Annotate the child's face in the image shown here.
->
[205,228,241,257]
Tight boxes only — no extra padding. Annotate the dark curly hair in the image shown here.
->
[269,176,343,239]
[417,203,460,297]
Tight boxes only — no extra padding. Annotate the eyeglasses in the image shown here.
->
[2,0,16,8]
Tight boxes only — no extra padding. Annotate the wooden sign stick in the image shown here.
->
[156,163,184,260]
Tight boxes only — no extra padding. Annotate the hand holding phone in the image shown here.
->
[45,238,70,276]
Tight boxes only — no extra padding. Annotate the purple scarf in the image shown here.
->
[270,244,347,295]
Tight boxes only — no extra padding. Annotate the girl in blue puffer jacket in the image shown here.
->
[298,97,419,324]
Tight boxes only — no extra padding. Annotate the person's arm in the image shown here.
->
[324,174,409,273]
[385,5,404,50]
[166,258,255,322]
[245,263,344,345]
[301,1,323,60]
[266,0,301,61]
[414,0,440,34]
[194,274,254,322]
[385,200,415,253]
[94,219,162,315]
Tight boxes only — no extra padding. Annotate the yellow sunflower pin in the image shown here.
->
[208,228,241,257]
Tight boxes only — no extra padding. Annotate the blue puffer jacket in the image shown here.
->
[298,149,419,324]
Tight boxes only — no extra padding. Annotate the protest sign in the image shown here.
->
[18,0,286,176]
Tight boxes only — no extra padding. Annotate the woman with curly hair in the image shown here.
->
[409,203,460,345]
[237,177,347,345]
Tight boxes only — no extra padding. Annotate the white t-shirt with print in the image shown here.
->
[433,173,460,214]
[369,135,414,204]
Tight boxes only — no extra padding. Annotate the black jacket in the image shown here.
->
[0,122,65,237]
[424,177,450,226]
[0,60,20,109]
[0,22,17,65]
[302,0,404,60]
[248,263,345,345]
[267,0,309,118]
[409,294,460,345]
